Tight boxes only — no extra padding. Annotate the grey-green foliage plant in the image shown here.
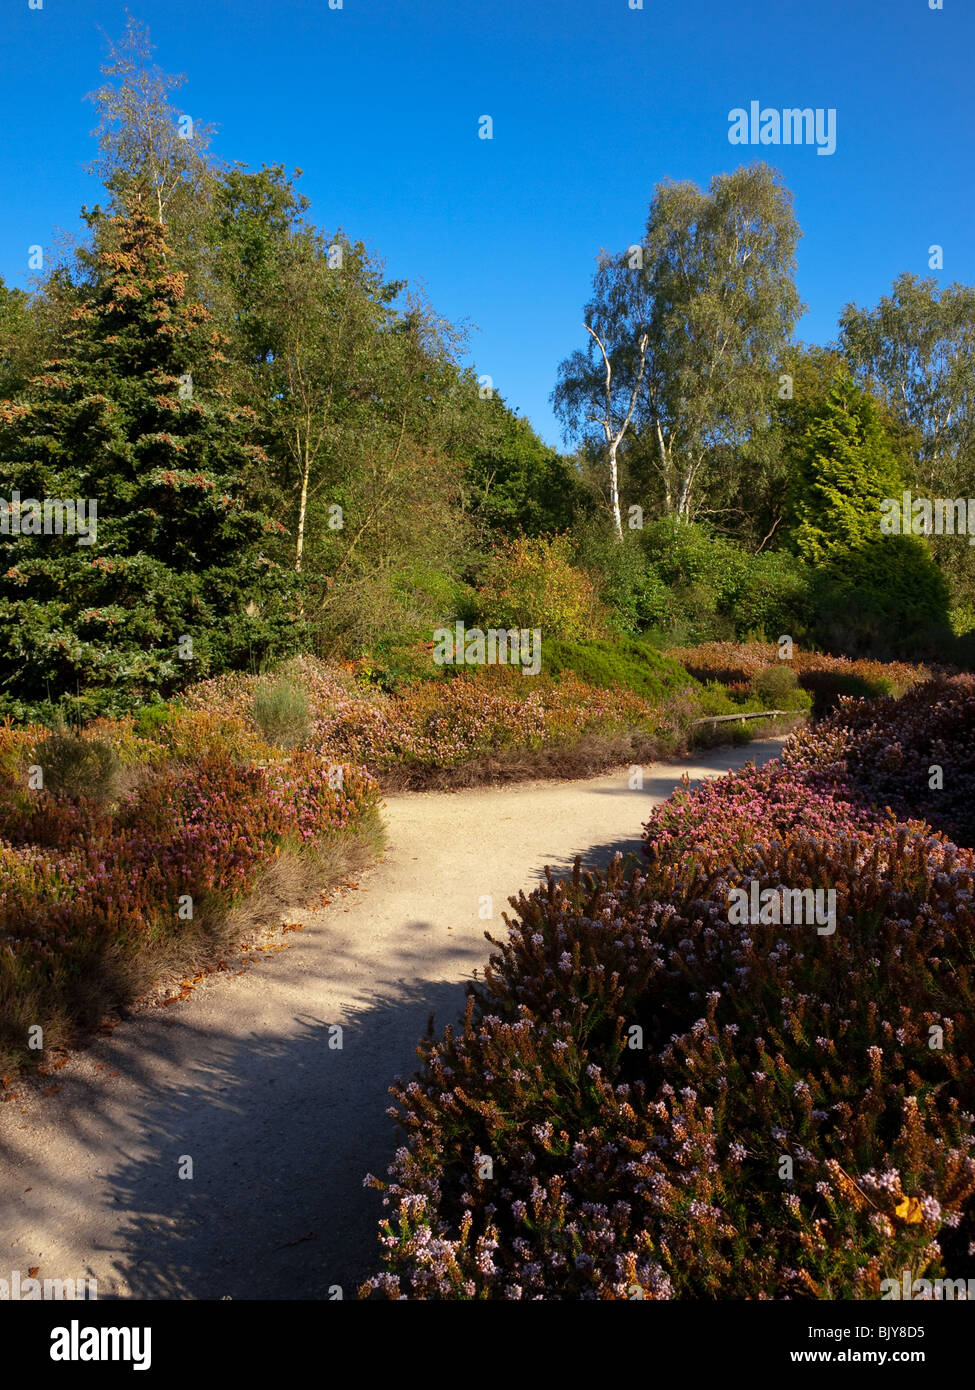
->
[252,676,312,749]
[33,727,120,803]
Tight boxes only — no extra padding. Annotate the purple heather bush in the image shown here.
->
[363,681,975,1299]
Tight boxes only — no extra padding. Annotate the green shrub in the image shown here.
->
[749,663,811,712]
[639,520,812,643]
[252,677,312,749]
[810,535,952,659]
[132,702,178,737]
[31,727,120,804]
[474,535,608,640]
[568,523,668,633]
[541,637,701,705]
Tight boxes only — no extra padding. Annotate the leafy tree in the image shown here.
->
[552,248,651,536]
[0,278,42,400]
[839,273,975,498]
[554,163,803,525]
[208,163,312,375]
[242,223,398,575]
[85,15,219,228]
[714,342,849,552]
[0,207,300,719]
[459,391,585,539]
[840,273,975,623]
[788,374,903,565]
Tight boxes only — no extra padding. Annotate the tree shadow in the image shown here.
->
[0,738,788,1301]
[1,964,473,1302]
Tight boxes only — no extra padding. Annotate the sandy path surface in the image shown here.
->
[0,739,783,1301]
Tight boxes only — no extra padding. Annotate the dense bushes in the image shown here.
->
[363,682,975,1299]
[540,638,702,706]
[561,517,954,665]
[666,640,928,714]
[809,536,953,660]
[472,535,608,641]
[0,718,380,1069]
[638,520,813,644]
[187,655,706,788]
[782,676,975,849]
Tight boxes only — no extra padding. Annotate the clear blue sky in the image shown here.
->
[1,0,972,447]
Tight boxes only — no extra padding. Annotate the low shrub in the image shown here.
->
[782,676,975,849]
[748,664,812,713]
[0,711,381,1070]
[541,638,702,707]
[363,683,975,1299]
[253,675,313,749]
[666,641,928,715]
[29,727,120,805]
[185,653,707,787]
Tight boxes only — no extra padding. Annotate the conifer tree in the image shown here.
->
[789,373,903,564]
[0,204,301,719]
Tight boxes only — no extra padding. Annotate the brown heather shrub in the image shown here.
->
[364,834,975,1300]
[185,655,706,789]
[0,734,382,1071]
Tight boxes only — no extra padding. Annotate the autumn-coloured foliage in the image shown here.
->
[363,683,975,1299]
[0,717,379,1068]
[666,640,928,713]
[184,654,704,785]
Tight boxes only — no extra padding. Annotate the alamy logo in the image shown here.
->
[1,492,97,545]
[1,1269,97,1299]
[881,492,975,544]
[728,882,836,935]
[728,102,836,156]
[882,1271,974,1300]
[50,1319,151,1371]
[433,621,541,677]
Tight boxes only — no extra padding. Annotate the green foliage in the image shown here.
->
[810,535,951,659]
[840,272,975,503]
[541,637,700,705]
[32,727,120,804]
[788,375,903,564]
[131,701,178,737]
[748,663,811,712]
[252,676,312,749]
[640,519,812,642]
[473,535,608,640]
[554,163,804,523]
[462,396,586,539]
[569,521,669,632]
[0,208,302,721]
[0,278,44,400]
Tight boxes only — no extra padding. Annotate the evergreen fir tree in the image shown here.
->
[789,373,903,565]
[0,203,302,719]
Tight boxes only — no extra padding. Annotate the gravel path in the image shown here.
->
[0,740,783,1300]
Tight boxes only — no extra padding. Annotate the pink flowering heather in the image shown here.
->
[363,681,975,1300]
